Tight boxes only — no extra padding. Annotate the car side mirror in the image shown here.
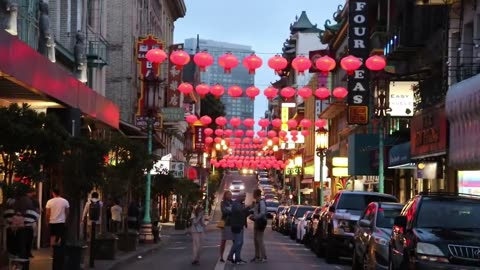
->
[358,219,371,228]
[328,205,335,212]
[393,216,407,232]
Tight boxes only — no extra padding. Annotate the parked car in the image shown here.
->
[281,205,297,234]
[389,192,480,270]
[271,205,285,231]
[311,203,331,254]
[296,210,314,243]
[290,206,315,240]
[265,200,279,218]
[229,180,244,193]
[303,206,322,247]
[352,202,403,270]
[316,191,398,263]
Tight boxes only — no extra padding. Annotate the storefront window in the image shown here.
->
[458,170,480,195]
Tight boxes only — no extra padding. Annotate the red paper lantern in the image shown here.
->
[267,55,288,74]
[299,119,312,129]
[235,130,244,137]
[297,87,312,99]
[243,118,255,128]
[272,137,280,144]
[333,87,348,99]
[229,117,241,128]
[279,130,287,138]
[287,119,298,129]
[280,87,296,99]
[315,119,327,128]
[178,82,193,95]
[228,85,243,98]
[205,137,213,145]
[185,115,198,125]
[314,87,330,100]
[242,54,263,74]
[215,129,224,137]
[258,118,270,129]
[169,50,190,69]
[301,130,310,137]
[193,51,214,72]
[218,52,239,74]
[214,137,222,144]
[146,48,167,64]
[264,86,278,100]
[315,55,336,74]
[257,130,266,137]
[365,55,387,71]
[199,116,212,126]
[204,128,213,136]
[340,55,362,75]
[271,118,282,128]
[291,136,298,142]
[195,84,210,97]
[215,116,227,127]
[209,84,225,98]
[267,130,277,138]
[290,130,299,137]
[246,130,255,137]
[224,129,233,137]
[291,55,312,75]
[245,86,260,100]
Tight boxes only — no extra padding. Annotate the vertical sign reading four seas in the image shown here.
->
[166,44,184,107]
[135,35,163,117]
[347,0,370,125]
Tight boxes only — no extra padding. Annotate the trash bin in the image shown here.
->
[65,243,87,270]
[117,231,138,252]
[94,233,118,260]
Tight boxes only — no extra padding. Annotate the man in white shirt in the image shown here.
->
[110,199,122,233]
[45,188,70,249]
[81,191,103,238]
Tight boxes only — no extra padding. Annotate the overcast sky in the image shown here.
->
[174,0,345,122]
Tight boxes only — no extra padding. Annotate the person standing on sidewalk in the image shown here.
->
[251,189,267,263]
[190,201,205,265]
[81,191,103,239]
[110,199,122,233]
[219,190,233,262]
[227,191,248,265]
[46,188,69,253]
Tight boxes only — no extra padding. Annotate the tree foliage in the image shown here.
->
[200,94,226,129]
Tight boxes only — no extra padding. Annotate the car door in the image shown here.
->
[354,203,376,261]
[390,197,417,267]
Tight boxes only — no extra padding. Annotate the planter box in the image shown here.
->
[94,234,118,260]
[116,232,138,252]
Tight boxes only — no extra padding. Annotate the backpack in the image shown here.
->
[10,212,25,231]
[89,200,101,221]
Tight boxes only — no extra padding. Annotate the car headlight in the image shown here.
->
[416,243,445,257]
[229,185,234,190]
[240,185,245,190]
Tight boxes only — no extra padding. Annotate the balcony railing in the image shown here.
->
[87,33,109,67]
[17,0,40,50]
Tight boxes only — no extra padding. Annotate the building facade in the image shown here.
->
[184,38,255,128]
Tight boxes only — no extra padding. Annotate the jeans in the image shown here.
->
[228,229,244,261]
[254,229,266,259]
[191,232,203,261]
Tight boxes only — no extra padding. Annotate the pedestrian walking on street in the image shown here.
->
[110,199,122,233]
[45,188,69,252]
[251,189,268,263]
[190,201,206,265]
[227,191,249,265]
[219,190,233,262]
[81,191,103,239]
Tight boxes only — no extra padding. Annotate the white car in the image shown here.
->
[229,180,244,192]
[265,200,279,218]
[296,211,314,243]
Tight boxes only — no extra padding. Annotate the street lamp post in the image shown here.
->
[140,48,166,243]
[315,127,328,207]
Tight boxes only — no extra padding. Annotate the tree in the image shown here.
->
[200,94,225,129]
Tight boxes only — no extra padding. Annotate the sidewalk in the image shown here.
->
[29,223,186,270]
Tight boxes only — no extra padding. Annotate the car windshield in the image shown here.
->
[376,208,402,228]
[232,181,242,185]
[416,198,480,230]
[277,206,285,213]
[337,194,398,211]
[266,201,279,208]
[295,207,314,218]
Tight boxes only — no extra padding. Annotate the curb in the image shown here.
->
[105,239,168,270]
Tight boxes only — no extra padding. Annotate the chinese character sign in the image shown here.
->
[194,126,205,150]
[136,35,163,116]
[167,44,184,108]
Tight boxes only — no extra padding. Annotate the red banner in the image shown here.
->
[166,44,184,107]
[135,35,163,116]
[410,106,447,158]
[194,126,205,150]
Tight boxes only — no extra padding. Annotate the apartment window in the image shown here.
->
[87,0,95,27]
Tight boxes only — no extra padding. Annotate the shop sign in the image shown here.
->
[389,81,415,117]
[193,126,205,150]
[347,0,370,125]
[410,106,447,158]
[161,107,185,122]
[166,44,184,108]
[170,162,185,178]
[135,35,163,117]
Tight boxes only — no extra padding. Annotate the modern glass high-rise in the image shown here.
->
[184,38,255,130]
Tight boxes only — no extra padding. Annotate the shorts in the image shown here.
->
[49,223,66,238]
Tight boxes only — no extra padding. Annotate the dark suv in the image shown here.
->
[317,191,398,263]
[390,193,480,270]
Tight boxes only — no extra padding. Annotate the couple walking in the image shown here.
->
[219,189,267,264]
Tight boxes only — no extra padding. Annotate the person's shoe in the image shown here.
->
[236,260,247,265]
[227,258,235,264]
[250,257,259,262]
[220,258,225,262]
[191,260,199,265]
[260,258,267,263]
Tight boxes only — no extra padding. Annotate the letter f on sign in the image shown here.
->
[356,2,367,11]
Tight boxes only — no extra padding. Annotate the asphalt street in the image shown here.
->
[117,172,350,270]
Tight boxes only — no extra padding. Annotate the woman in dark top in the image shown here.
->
[219,190,233,262]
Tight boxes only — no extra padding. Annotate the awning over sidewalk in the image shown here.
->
[0,30,119,129]
[446,73,480,169]
[388,142,415,169]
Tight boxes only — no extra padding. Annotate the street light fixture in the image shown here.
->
[139,48,166,243]
[315,127,328,207]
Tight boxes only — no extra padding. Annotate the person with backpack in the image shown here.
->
[81,191,103,239]
[250,188,267,263]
